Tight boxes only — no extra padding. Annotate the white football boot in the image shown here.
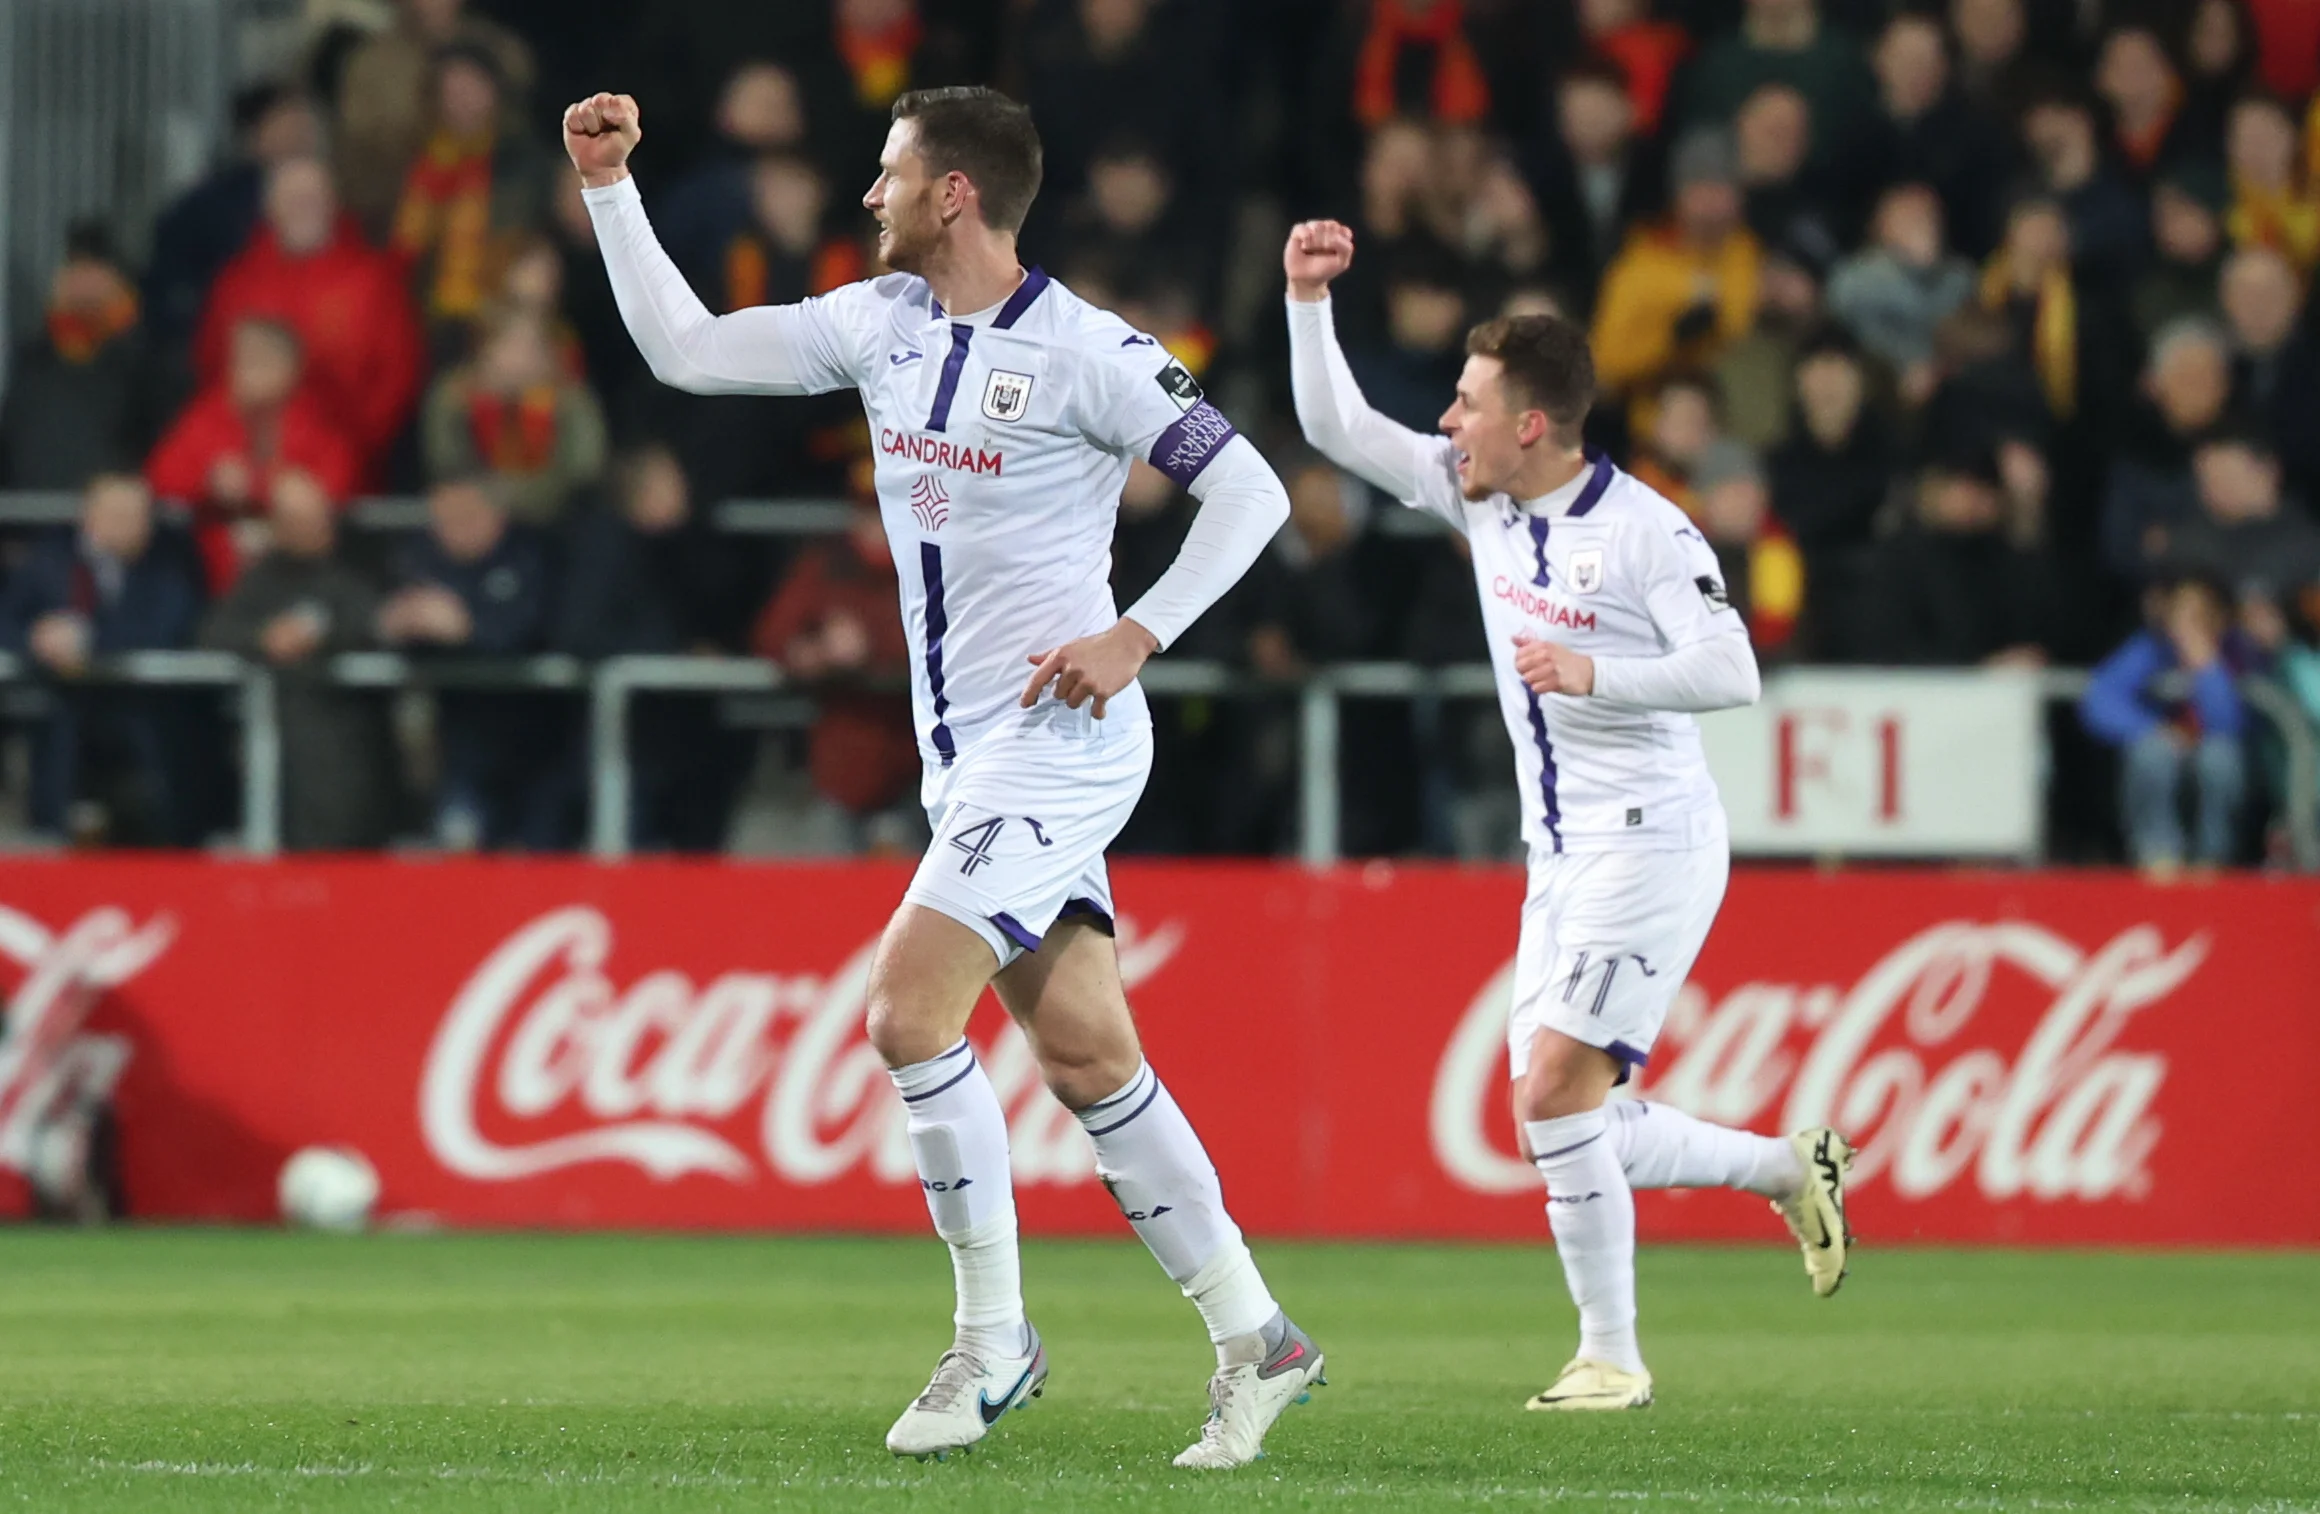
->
[1772,1127,1855,1298]
[1524,1357,1654,1411]
[885,1325,1047,1461]
[1172,1313,1327,1469]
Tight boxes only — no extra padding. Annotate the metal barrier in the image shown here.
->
[0,653,2314,870]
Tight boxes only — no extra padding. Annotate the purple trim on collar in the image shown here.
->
[993,266,1049,329]
[1566,454,1617,518]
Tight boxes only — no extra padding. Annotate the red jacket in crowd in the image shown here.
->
[147,387,361,590]
[193,217,423,480]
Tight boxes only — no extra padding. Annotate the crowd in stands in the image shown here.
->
[3,0,2320,866]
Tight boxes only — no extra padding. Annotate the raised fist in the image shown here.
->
[563,93,641,185]
[1284,220,1355,300]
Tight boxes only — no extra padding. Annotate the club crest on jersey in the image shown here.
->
[981,369,1035,422]
[1568,548,1605,595]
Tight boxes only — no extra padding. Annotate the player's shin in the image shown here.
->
[1527,1109,1645,1375]
[1606,1099,1802,1197]
[1076,1060,1281,1354]
[890,1039,1027,1357]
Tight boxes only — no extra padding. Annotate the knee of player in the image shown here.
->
[865,992,955,1070]
[1514,1043,1617,1123]
[1038,1047,1144,1112]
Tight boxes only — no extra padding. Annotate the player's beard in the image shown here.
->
[877,207,939,274]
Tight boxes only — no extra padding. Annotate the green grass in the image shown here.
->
[0,1233,2313,1511]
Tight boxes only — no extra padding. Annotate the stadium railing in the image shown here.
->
[3,493,2315,867]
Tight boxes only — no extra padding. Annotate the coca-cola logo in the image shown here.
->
[1431,920,2206,1203]
[0,904,176,1170]
[420,906,1187,1186]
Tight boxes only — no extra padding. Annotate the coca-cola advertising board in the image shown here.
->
[2,858,2315,1244]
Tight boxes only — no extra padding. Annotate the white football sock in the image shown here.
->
[1077,1060,1279,1347]
[890,1039,1026,1357]
[1527,1109,1644,1375]
[1608,1100,1802,1198]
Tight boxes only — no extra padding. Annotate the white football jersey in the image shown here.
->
[752,268,1239,770]
[1406,445,1743,854]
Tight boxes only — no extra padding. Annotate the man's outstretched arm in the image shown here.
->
[1283,220,1444,509]
[566,93,855,396]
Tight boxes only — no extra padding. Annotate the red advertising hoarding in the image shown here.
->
[3,858,2315,1244]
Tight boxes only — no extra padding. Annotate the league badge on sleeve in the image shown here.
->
[1155,359,1204,413]
[1568,548,1605,595]
[1696,575,1733,612]
[982,369,1035,422]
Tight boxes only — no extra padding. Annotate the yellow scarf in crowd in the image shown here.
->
[1980,255,2076,419]
[393,129,497,320]
[2229,178,2320,270]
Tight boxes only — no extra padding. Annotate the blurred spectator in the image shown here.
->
[1768,334,1891,640]
[1336,119,1451,343]
[556,446,754,851]
[1244,460,1376,678]
[2166,428,2320,611]
[2246,0,2320,102]
[485,232,584,375]
[1592,130,1761,418]
[0,225,158,490]
[1055,140,1211,306]
[195,157,424,481]
[2101,317,2234,583]
[1950,0,2038,125]
[1736,83,1845,253]
[2223,94,2319,270]
[2093,26,2204,186]
[336,0,535,236]
[389,43,552,341]
[1712,225,1832,450]
[147,318,361,591]
[2020,94,2150,281]
[2132,162,2232,340]
[546,173,641,404]
[1575,0,1689,135]
[422,308,607,524]
[1693,444,1804,656]
[1025,0,1225,228]
[379,476,566,849]
[1678,0,1876,168]
[1346,0,1493,132]
[653,62,814,275]
[1343,247,1471,435]
[1529,59,1658,304]
[2181,1,2257,147]
[0,475,207,845]
[1827,183,1975,385]
[200,470,395,850]
[1867,11,2009,260]
[1629,373,1722,505]
[2080,574,2255,870]
[751,492,918,852]
[2219,246,2320,501]
[144,86,323,360]
[1975,198,2082,429]
[1849,450,2057,665]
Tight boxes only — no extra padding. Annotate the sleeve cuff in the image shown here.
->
[580,174,642,209]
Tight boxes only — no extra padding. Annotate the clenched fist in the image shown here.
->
[1284,220,1355,302]
[563,93,641,187]
[1514,638,1595,697]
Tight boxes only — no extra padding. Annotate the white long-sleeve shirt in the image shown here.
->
[584,174,1287,775]
[1289,293,1759,854]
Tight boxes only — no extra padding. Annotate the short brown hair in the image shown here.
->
[892,86,1043,234]
[1465,314,1595,444]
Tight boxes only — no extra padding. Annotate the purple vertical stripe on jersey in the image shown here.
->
[1525,688,1564,852]
[1526,513,1553,587]
[925,323,974,433]
[1566,453,1617,517]
[992,266,1050,328]
[919,542,956,766]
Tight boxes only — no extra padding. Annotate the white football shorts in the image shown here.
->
[1506,821,1730,1084]
[903,716,1153,967]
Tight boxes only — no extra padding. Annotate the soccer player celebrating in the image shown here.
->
[564,89,1324,1466]
[1283,220,1852,1412]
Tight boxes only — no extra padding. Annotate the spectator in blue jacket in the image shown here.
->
[379,474,568,849]
[0,473,210,844]
[2080,574,2258,871]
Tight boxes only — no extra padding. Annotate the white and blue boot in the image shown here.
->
[886,1324,1048,1460]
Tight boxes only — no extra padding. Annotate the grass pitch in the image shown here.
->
[0,1233,2313,1511]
